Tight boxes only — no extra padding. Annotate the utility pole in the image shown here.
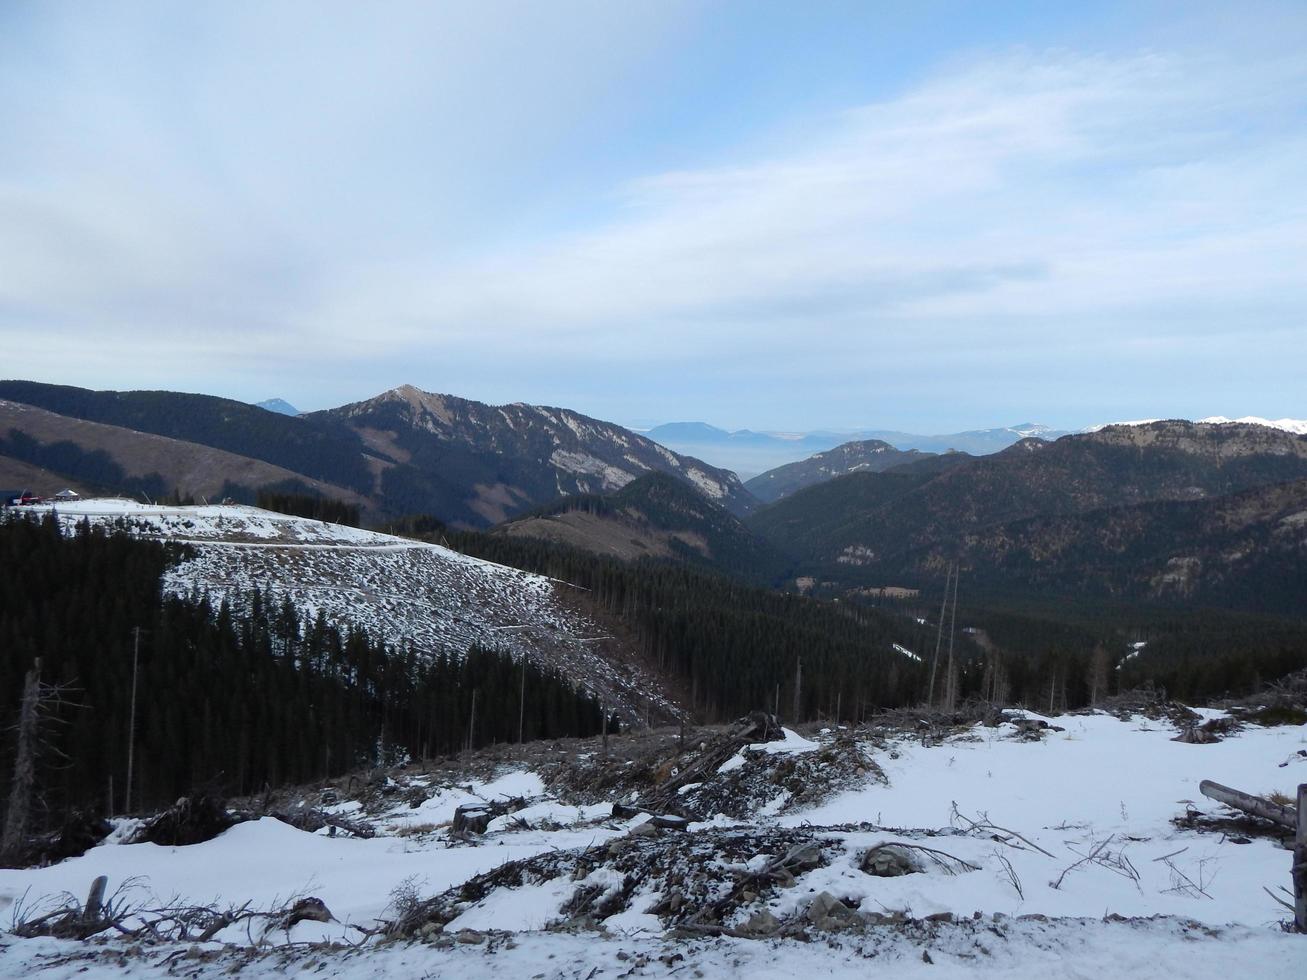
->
[792,658,802,722]
[125,627,142,813]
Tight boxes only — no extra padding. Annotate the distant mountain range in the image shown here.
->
[0,380,750,526]
[645,421,1071,476]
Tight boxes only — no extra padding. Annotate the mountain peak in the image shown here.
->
[254,398,299,416]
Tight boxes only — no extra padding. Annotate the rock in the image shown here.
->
[861,910,906,926]
[627,821,661,839]
[860,844,920,877]
[455,929,487,944]
[781,841,823,872]
[741,909,781,937]
[806,892,859,930]
[925,911,952,923]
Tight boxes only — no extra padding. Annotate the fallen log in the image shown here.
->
[1198,780,1296,829]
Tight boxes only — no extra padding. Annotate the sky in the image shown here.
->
[1,1,1304,432]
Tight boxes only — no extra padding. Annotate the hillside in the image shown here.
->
[0,380,374,492]
[496,471,790,584]
[0,398,368,506]
[749,421,1307,608]
[745,439,935,502]
[26,498,677,721]
[907,477,1307,614]
[318,384,755,525]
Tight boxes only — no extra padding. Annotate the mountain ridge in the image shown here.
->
[744,439,938,503]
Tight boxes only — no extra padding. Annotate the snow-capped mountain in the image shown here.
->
[1085,416,1307,435]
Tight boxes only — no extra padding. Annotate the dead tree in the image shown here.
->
[928,564,953,705]
[1198,780,1296,829]
[943,566,960,711]
[2,659,42,858]
[1296,784,1306,932]
[1087,644,1111,706]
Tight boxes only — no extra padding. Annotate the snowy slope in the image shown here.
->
[29,499,673,719]
[1,711,1303,977]
[1086,416,1307,435]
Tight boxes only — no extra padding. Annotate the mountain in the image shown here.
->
[255,398,300,416]
[0,380,374,492]
[748,420,1307,610]
[0,397,368,505]
[0,381,755,527]
[496,471,790,584]
[923,477,1307,615]
[316,385,755,526]
[646,420,1071,475]
[744,439,937,503]
[1085,416,1307,436]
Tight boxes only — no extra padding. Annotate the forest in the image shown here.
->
[0,515,605,831]
[389,515,1307,721]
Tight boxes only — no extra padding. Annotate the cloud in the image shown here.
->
[317,49,1307,366]
[0,5,1304,427]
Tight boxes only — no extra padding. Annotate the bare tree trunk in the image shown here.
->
[2,659,42,858]
[928,564,952,706]
[944,567,960,711]
[1198,780,1296,828]
[1295,783,1306,932]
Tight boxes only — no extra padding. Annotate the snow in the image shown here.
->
[894,642,923,662]
[2,714,1304,977]
[2,922,1301,979]
[683,465,728,499]
[1199,416,1307,435]
[1085,416,1307,435]
[784,713,1304,926]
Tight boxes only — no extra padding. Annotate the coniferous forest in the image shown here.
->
[384,516,1307,721]
[0,516,605,826]
[5,507,1307,834]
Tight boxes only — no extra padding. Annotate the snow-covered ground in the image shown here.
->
[2,710,1303,977]
[19,499,674,719]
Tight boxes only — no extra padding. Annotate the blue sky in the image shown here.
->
[1,1,1304,431]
